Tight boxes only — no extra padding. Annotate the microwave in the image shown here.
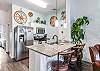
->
[36,27,45,34]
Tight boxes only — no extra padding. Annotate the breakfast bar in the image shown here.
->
[26,42,76,71]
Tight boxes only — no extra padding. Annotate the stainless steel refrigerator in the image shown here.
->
[14,26,33,61]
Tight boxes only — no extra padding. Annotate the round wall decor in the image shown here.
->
[14,10,27,24]
[50,16,57,27]
[28,12,33,17]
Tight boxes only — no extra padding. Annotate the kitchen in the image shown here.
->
[11,0,72,70]
[0,0,100,71]
[10,0,69,61]
[1,0,71,70]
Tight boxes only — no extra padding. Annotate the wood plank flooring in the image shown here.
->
[0,47,29,71]
[0,62,29,71]
[0,47,94,71]
[78,62,93,71]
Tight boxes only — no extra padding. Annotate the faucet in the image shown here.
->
[52,35,58,44]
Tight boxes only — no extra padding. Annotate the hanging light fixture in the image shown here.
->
[55,0,59,27]
[64,0,67,28]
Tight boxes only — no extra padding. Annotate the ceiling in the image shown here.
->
[12,0,66,15]
[0,0,66,15]
[0,0,11,11]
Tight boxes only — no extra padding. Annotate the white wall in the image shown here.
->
[0,11,7,42]
[0,2,12,53]
[66,0,71,41]
[12,5,46,29]
[70,0,100,62]
[45,13,59,41]
[6,4,12,53]
[46,5,71,42]
[10,4,47,58]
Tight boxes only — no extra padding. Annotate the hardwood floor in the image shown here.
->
[0,47,29,71]
[78,62,93,71]
[0,62,29,71]
[0,47,94,71]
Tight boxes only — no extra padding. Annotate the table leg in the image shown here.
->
[57,52,59,71]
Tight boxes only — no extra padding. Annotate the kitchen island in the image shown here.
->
[26,42,75,71]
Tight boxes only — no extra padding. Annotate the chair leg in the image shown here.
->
[57,53,60,70]
[92,64,100,71]
[92,64,96,71]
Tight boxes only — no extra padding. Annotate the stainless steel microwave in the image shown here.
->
[36,27,45,34]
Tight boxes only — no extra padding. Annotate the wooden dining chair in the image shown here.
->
[89,44,100,71]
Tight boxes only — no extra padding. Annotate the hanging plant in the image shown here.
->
[41,20,46,24]
[43,20,46,24]
[71,16,89,44]
[41,20,44,24]
[61,11,66,20]
[35,17,40,23]
[35,17,46,24]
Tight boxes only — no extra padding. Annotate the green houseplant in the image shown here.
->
[71,16,89,44]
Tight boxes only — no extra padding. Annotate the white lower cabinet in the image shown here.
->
[29,50,58,71]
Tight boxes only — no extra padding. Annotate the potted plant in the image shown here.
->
[71,16,89,44]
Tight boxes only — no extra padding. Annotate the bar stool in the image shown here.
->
[61,49,78,71]
[71,44,85,66]
[50,60,68,71]
[49,48,76,71]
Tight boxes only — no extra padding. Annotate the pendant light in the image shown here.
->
[64,0,67,28]
[55,0,59,27]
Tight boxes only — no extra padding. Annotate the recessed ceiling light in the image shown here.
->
[27,0,48,8]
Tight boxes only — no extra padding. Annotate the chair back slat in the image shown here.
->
[89,47,95,62]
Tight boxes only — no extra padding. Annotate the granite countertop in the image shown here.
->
[26,42,76,57]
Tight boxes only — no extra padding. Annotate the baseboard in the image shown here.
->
[11,57,29,62]
[82,60,92,64]
[12,58,16,62]
[6,52,9,55]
